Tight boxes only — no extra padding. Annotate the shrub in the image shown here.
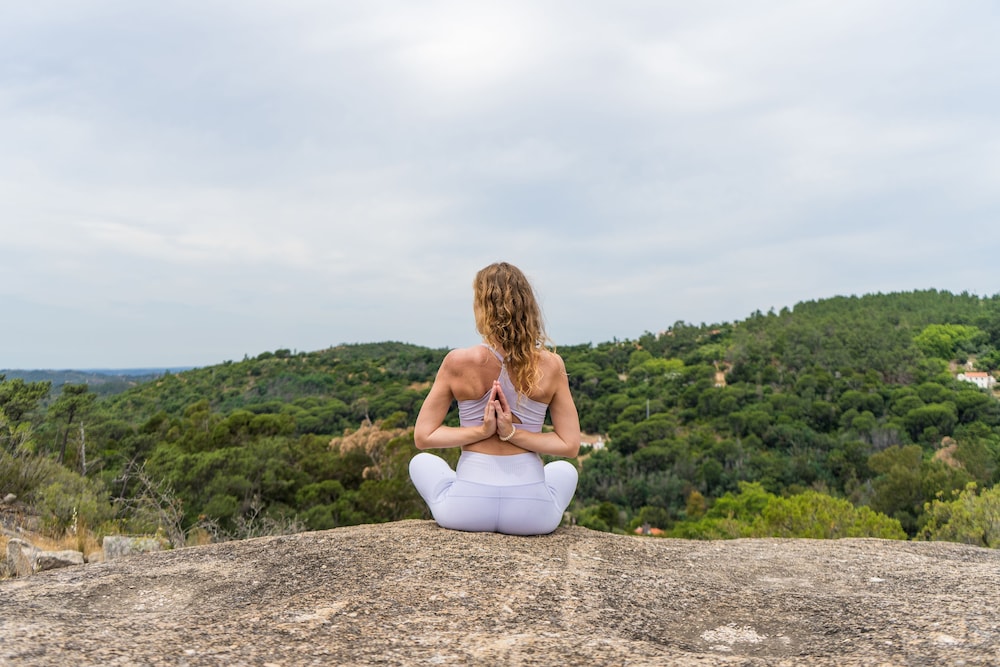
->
[0,450,54,500]
[751,491,906,540]
[919,483,1000,548]
[35,466,114,534]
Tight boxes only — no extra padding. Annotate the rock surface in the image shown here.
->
[30,548,85,572]
[1,520,998,666]
[4,538,83,576]
[102,535,165,562]
[4,538,37,577]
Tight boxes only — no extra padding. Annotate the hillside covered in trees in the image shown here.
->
[3,289,1000,549]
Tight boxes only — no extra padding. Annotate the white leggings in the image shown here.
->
[409,451,579,536]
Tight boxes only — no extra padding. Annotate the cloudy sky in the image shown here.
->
[3,1,999,369]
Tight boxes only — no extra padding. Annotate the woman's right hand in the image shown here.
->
[480,384,499,438]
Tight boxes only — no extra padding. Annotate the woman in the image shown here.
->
[409,262,580,535]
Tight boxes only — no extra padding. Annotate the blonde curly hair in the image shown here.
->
[473,262,551,396]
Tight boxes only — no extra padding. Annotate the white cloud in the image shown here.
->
[2,1,1000,367]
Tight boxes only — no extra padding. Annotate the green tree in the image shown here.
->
[903,403,958,442]
[667,482,774,539]
[577,501,623,532]
[919,483,1000,548]
[47,384,97,466]
[627,505,671,533]
[914,324,986,360]
[868,445,924,532]
[35,464,114,533]
[0,376,50,453]
[952,430,1000,485]
[751,491,906,539]
[0,376,51,427]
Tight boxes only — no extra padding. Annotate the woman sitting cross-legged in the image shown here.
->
[409,262,580,536]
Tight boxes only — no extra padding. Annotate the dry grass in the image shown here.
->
[1,527,104,580]
[1,528,101,557]
[185,526,216,547]
[33,530,102,556]
[0,535,9,580]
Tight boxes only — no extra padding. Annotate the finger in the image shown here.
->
[493,381,511,411]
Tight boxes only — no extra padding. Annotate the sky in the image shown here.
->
[3,1,999,370]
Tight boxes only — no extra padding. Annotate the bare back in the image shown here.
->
[445,345,564,455]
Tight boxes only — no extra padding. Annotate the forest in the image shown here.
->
[2,289,999,549]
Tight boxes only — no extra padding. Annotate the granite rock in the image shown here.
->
[5,538,84,576]
[0,520,997,666]
[32,549,84,572]
[102,535,166,562]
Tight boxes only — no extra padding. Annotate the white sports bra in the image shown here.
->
[456,346,547,432]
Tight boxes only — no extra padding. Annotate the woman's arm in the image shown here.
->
[413,353,497,450]
[494,356,581,458]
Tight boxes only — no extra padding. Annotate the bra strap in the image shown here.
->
[481,343,505,366]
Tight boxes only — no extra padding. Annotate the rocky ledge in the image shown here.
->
[1,520,998,666]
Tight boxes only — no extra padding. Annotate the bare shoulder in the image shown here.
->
[538,349,568,378]
[440,345,490,376]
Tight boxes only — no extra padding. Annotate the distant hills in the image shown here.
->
[3,291,1000,545]
[0,368,196,396]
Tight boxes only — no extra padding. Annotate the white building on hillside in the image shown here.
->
[957,371,997,390]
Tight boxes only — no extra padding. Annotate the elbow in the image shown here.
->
[563,439,580,459]
[566,428,582,458]
[413,428,432,450]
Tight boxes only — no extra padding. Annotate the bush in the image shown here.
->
[0,451,55,501]
[919,483,1000,548]
[35,466,114,534]
[667,483,906,540]
[751,491,906,540]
